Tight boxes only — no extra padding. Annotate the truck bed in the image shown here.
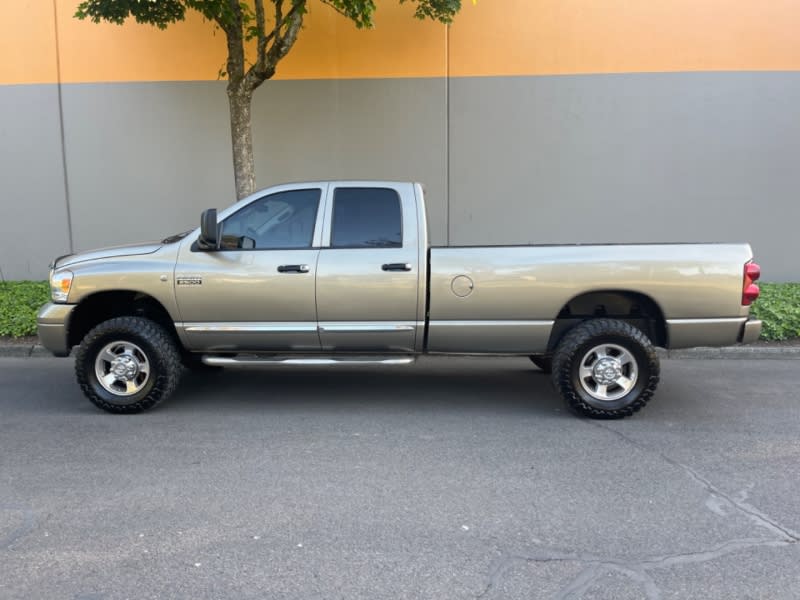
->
[427,243,754,352]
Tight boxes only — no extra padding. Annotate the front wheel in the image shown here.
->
[551,319,660,419]
[75,317,182,414]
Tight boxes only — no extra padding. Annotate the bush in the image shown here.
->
[0,281,50,337]
[750,283,800,341]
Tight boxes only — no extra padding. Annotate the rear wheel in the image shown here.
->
[551,319,659,419]
[75,317,182,414]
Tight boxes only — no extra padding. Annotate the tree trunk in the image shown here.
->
[228,85,256,200]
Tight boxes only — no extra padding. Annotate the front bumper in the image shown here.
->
[37,302,76,357]
[738,318,762,345]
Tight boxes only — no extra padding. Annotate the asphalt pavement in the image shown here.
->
[1,356,798,599]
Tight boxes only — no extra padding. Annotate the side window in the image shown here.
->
[331,188,402,248]
[219,189,321,250]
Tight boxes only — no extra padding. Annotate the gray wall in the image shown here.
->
[0,72,798,281]
[0,85,71,280]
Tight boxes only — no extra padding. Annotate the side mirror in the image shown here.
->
[198,208,218,250]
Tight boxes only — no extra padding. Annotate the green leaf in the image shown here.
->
[0,281,50,338]
[750,283,800,340]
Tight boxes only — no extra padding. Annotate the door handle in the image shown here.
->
[382,263,412,272]
[277,264,310,273]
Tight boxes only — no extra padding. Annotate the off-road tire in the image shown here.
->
[75,317,182,414]
[551,319,660,419]
[529,355,553,373]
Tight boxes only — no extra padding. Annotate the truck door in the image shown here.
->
[315,184,421,353]
[174,186,326,352]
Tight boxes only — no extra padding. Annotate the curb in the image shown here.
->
[0,344,69,358]
[1,344,799,360]
[658,346,800,360]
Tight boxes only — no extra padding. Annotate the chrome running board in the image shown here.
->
[201,355,416,367]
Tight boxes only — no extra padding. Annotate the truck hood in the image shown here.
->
[55,242,163,268]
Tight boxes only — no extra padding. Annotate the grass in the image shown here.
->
[0,280,798,341]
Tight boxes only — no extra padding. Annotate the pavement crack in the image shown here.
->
[553,565,604,600]
[478,536,795,599]
[473,421,800,599]
[590,421,800,542]
[639,537,795,568]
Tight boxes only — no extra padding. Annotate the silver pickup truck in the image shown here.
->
[38,181,762,418]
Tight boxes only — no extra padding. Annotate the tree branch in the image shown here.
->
[224,0,246,89]
[252,0,270,75]
[317,0,352,22]
[245,0,306,92]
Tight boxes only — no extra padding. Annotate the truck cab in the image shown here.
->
[174,181,427,354]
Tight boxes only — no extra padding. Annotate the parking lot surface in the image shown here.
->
[1,356,798,599]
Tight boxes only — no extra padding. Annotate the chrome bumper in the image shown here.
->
[738,318,762,345]
[37,302,75,357]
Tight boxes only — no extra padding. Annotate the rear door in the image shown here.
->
[315,184,420,352]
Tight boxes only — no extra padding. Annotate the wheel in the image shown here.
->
[529,355,552,373]
[551,319,659,419]
[75,317,182,414]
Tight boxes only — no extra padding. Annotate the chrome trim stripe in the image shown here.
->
[203,356,415,366]
[666,318,746,325]
[428,320,555,327]
[180,322,418,334]
[181,322,318,333]
[317,322,417,333]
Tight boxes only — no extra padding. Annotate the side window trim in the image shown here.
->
[217,187,326,251]
[326,187,404,249]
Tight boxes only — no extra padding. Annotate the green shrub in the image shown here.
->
[0,281,50,337]
[750,283,800,341]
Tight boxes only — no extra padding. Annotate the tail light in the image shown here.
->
[742,261,761,306]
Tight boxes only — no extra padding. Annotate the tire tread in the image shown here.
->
[75,316,182,414]
[551,319,660,419]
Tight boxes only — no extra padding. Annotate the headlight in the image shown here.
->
[50,270,74,303]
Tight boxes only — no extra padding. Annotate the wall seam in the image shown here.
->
[445,24,451,246]
[52,0,74,254]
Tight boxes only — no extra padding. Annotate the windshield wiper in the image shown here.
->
[162,230,191,244]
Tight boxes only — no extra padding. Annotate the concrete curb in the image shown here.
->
[1,344,799,359]
[657,346,800,360]
[0,344,68,358]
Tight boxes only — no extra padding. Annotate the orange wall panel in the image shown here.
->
[2,0,800,85]
[449,0,800,76]
[277,2,446,79]
[54,0,445,83]
[55,4,228,83]
[0,0,59,84]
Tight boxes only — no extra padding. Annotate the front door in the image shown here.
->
[315,185,420,352]
[175,187,325,352]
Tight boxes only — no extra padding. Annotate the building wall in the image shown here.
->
[1,1,798,280]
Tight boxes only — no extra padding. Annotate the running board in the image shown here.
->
[201,355,416,367]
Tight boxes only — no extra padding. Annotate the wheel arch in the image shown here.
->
[546,289,668,352]
[67,290,180,349]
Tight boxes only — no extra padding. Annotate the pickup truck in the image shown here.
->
[37,181,762,418]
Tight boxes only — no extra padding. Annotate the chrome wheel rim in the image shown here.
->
[94,341,151,397]
[577,343,638,402]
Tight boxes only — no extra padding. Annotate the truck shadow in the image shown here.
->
[168,359,563,417]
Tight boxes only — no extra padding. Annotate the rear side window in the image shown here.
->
[331,188,402,248]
